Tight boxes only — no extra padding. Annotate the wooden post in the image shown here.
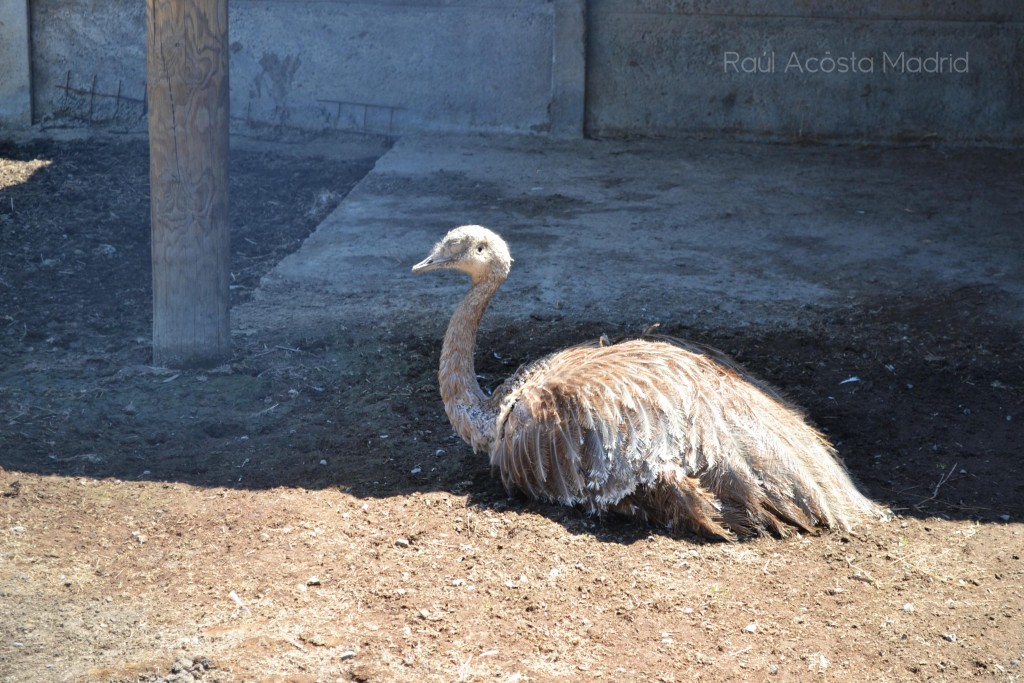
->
[147,0,231,368]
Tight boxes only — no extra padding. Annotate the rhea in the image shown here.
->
[413,225,885,540]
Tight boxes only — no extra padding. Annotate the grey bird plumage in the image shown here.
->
[413,225,887,540]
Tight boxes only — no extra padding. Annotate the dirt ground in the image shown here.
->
[1,135,1022,683]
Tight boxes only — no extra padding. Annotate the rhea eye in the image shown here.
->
[476,245,484,253]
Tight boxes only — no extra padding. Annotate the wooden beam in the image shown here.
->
[147,0,231,368]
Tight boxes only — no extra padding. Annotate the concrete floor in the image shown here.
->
[244,135,1023,336]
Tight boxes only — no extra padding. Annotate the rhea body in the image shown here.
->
[413,225,884,540]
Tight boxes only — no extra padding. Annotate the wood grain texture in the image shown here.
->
[147,0,230,368]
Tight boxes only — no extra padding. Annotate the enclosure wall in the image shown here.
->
[12,0,1024,143]
[0,0,31,128]
[586,1,1024,143]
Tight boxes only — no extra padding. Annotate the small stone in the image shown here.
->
[339,649,357,660]
[171,656,193,673]
[943,633,957,642]
[769,664,778,674]
[319,459,328,466]
[999,515,1011,522]
[306,576,321,586]
[410,466,422,475]
[744,622,757,633]
[807,653,829,671]
[903,603,915,612]
[395,538,410,547]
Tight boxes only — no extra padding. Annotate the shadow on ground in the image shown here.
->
[1,137,1022,543]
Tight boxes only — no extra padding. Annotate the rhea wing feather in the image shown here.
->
[489,337,881,536]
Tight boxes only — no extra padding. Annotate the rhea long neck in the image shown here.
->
[438,272,504,453]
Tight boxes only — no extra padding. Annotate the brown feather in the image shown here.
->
[415,226,889,540]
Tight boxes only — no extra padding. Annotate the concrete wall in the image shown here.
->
[0,0,31,128]
[230,0,562,136]
[9,0,1024,143]
[30,0,148,129]
[27,0,583,137]
[586,1,1024,143]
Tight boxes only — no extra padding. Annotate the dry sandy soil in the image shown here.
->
[1,136,1022,682]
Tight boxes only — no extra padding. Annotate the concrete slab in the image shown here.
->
[244,134,1023,337]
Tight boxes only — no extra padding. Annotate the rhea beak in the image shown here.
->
[411,253,451,274]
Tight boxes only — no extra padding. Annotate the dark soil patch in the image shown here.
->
[1,137,1022,682]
